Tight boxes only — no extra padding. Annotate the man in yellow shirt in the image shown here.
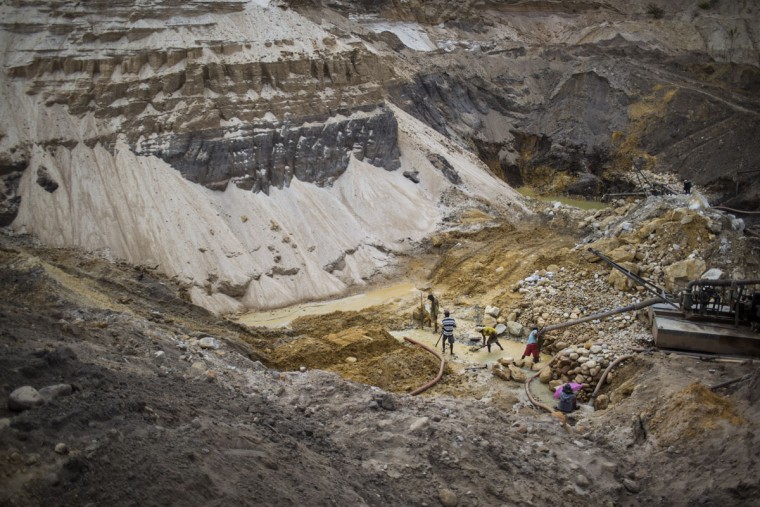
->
[478,326,504,353]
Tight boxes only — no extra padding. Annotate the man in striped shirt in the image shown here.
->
[441,310,456,354]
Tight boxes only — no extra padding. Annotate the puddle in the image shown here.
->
[236,282,418,328]
[517,186,608,210]
[391,328,551,371]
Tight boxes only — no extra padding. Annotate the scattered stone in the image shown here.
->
[198,337,218,349]
[409,417,429,432]
[485,305,500,318]
[8,386,44,411]
[190,361,206,372]
[299,366,307,372]
[575,474,590,488]
[594,394,609,410]
[54,443,69,455]
[508,365,527,382]
[438,488,458,507]
[623,478,640,493]
[38,384,73,402]
[539,366,552,384]
[345,356,357,363]
[491,366,511,381]
[507,321,523,336]
[375,393,396,411]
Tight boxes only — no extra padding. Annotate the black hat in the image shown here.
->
[563,384,573,394]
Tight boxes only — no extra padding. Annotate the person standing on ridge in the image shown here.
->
[427,294,439,334]
[441,310,456,355]
[521,325,540,363]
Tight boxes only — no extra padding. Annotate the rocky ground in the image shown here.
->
[2,191,759,506]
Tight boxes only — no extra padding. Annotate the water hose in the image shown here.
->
[524,353,560,413]
[590,354,634,402]
[403,336,445,396]
[525,371,554,413]
[711,205,760,215]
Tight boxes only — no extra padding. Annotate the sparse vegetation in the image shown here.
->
[647,3,665,19]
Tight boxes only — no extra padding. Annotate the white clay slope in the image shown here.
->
[12,106,528,314]
[3,0,531,313]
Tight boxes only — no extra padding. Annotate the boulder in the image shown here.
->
[492,366,511,381]
[409,417,429,432]
[439,488,458,507]
[609,245,636,263]
[701,268,723,280]
[507,321,523,337]
[664,258,707,291]
[8,386,44,411]
[38,384,73,402]
[539,367,552,383]
[485,305,500,318]
[494,323,507,336]
[608,262,640,291]
[549,380,563,391]
[594,394,609,410]
[508,365,527,382]
[198,337,218,349]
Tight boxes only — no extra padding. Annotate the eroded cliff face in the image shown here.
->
[2,0,400,195]
[135,105,400,193]
[313,0,760,206]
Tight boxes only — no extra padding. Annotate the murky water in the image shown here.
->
[236,282,418,328]
[390,328,551,369]
[238,281,557,403]
[517,186,608,210]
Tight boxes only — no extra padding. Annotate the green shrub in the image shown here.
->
[646,3,665,18]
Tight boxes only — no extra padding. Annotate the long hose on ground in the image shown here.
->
[711,205,760,215]
[524,354,559,413]
[403,336,445,396]
[589,354,634,402]
[524,353,636,413]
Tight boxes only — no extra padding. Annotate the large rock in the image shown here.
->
[539,366,553,383]
[38,384,73,402]
[608,245,636,263]
[438,488,458,507]
[507,321,523,337]
[492,365,511,381]
[594,394,610,410]
[8,386,44,411]
[664,258,707,291]
[508,364,527,382]
[608,262,639,291]
[485,305,500,318]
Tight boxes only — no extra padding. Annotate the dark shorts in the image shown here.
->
[443,334,454,343]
